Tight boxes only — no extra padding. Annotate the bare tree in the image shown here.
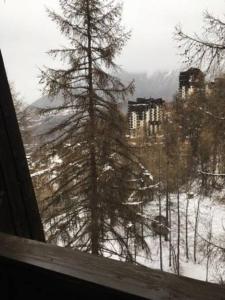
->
[175,11,225,73]
[176,161,180,276]
[205,216,213,282]
[193,195,202,264]
[158,148,163,271]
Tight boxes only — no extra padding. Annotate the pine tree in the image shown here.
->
[39,0,152,259]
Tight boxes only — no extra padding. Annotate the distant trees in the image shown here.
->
[175,6,225,193]
[10,84,33,147]
[160,79,225,276]
[155,85,219,194]
[39,0,153,260]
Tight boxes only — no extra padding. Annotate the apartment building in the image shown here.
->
[128,97,164,138]
[179,68,205,99]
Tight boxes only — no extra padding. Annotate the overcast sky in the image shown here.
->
[0,0,225,103]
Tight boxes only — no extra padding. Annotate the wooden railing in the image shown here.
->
[0,233,224,300]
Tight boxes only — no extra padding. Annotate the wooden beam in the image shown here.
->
[0,51,45,241]
[0,233,224,299]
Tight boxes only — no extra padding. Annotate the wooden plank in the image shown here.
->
[0,50,45,241]
[0,233,224,300]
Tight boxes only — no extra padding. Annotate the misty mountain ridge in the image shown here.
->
[31,94,64,110]
[30,70,179,112]
[119,70,179,101]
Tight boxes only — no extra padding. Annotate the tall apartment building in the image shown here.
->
[128,98,164,138]
[179,68,205,99]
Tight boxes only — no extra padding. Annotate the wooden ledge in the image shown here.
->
[0,233,224,299]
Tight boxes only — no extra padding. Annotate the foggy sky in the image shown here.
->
[0,0,225,103]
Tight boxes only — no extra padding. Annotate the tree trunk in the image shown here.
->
[165,159,169,242]
[87,0,99,255]
[177,183,180,275]
[168,195,172,268]
[158,149,163,271]
[176,161,180,276]
[185,197,189,261]
[194,197,201,263]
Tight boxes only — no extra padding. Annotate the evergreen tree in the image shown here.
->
[40,0,153,259]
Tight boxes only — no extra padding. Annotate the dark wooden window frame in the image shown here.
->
[0,50,44,241]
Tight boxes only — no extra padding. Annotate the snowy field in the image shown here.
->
[46,187,225,284]
[135,190,225,283]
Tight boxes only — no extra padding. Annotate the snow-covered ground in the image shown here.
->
[135,190,225,283]
[45,187,225,284]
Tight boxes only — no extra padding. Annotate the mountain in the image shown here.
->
[121,69,177,96]
[28,70,179,134]
[116,70,179,113]
[31,94,64,109]
[30,70,179,111]
[29,70,179,118]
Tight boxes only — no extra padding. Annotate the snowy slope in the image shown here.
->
[135,191,225,283]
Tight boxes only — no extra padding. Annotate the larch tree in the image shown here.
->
[39,0,153,259]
